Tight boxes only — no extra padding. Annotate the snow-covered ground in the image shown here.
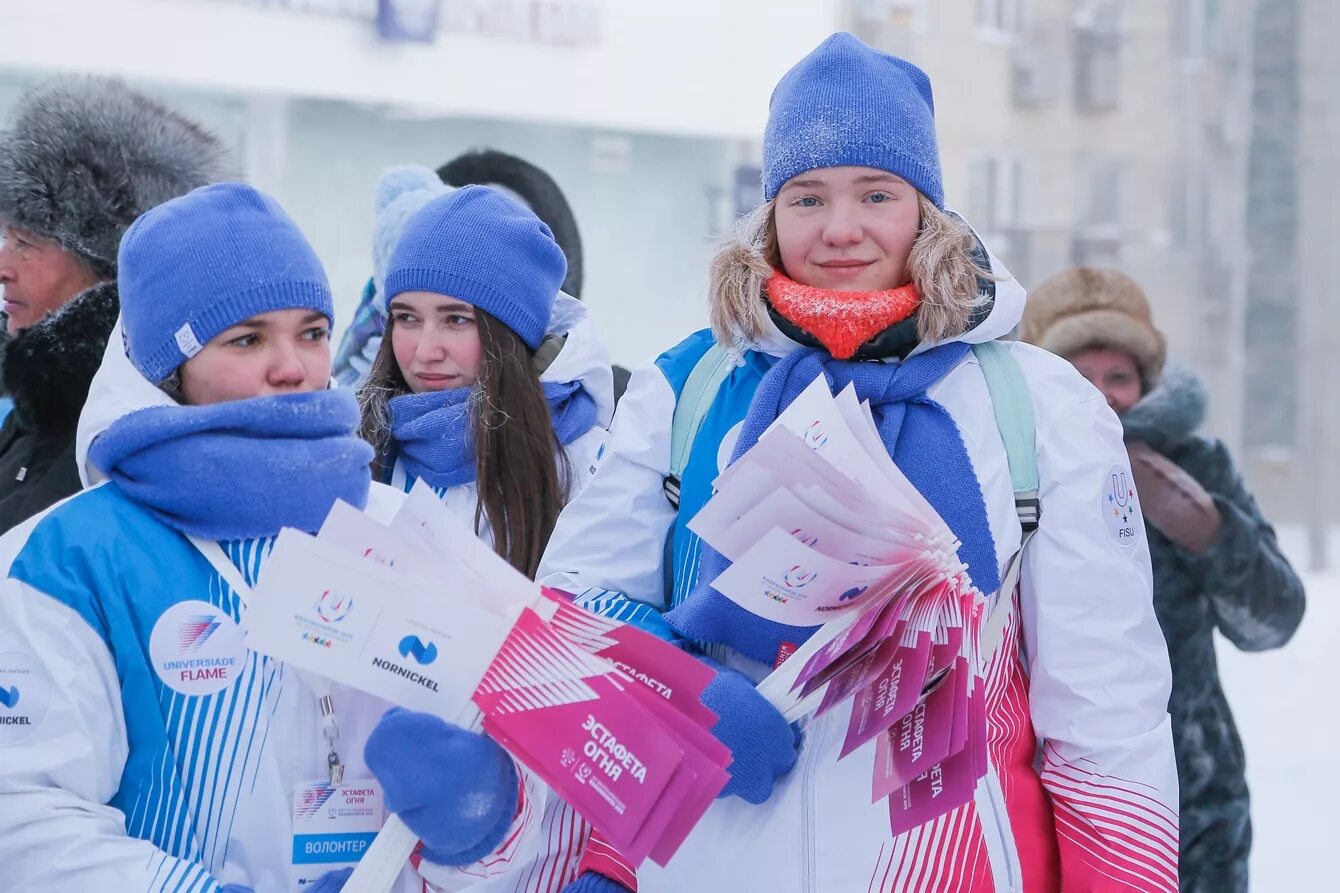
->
[1216,526,1337,888]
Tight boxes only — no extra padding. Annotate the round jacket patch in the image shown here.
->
[0,651,51,746]
[1102,464,1143,548]
[149,601,246,696]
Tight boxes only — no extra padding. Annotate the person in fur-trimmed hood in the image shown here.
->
[544,33,1178,893]
[1020,266,1305,893]
[0,76,230,534]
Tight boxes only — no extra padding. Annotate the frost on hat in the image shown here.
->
[761,32,943,207]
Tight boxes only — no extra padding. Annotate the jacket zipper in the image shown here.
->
[981,765,1021,892]
[800,713,829,893]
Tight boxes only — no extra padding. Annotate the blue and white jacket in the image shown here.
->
[0,327,548,893]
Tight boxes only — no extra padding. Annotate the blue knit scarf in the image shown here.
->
[387,380,597,489]
[665,341,999,666]
[89,389,373,541]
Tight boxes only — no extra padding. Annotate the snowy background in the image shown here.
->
[1219,528,1337,887]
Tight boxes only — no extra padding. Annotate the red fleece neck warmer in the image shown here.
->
[764,271,921,360]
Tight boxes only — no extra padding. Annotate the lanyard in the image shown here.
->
[188,535,345,786]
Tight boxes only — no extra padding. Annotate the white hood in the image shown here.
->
[540,292,616,428]
[76,319,174,487]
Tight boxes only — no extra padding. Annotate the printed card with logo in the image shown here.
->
[290,779,385,892]
[254,491,736,893]
[244,528,512,726]
[688,372,999,840]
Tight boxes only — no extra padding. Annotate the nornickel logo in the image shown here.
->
[398,635,438,665]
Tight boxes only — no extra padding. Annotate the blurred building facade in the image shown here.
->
[848,0,1336,542]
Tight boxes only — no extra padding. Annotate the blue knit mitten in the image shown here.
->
[364,708,519,866]
[699,660,800,804]
[559,872,632,893]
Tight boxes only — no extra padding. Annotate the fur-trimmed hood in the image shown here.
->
[1120,359,1207,452]
[1,280,119,434]
[0,76,232,275]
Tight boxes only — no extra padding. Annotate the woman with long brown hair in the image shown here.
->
[357,182,612,579]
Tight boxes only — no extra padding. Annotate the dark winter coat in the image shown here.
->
[0,281,118,534]
[1123,362,1305,893]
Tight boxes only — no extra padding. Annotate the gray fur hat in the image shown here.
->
[0,76,233,276]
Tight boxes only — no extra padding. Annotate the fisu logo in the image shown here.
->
[315,589,353,623]
[784,566,819,588]
[1102,464,1142,548]
[1110,471,1133,510]
[398,635,439,666]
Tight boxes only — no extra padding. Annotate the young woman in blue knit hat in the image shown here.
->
[0,183,545,893]
[356,182,613,581]
[541,33,1179,893]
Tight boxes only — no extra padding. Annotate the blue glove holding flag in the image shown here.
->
[364,708,519,866]
[700,660,801,805]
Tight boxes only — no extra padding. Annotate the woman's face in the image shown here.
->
[178,308,333,405]
[773,166,922,293]
[388,291,484,393]
[1069,346,1143,416]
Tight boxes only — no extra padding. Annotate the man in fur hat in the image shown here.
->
[1021,266,1306,893]
[0,77,230,533]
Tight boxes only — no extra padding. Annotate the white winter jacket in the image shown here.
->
[537,256,1180,892]
[0,300,612,892]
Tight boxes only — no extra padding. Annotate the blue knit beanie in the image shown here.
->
[762,32,943,208]
[384,185,566,350]
[118,182,334,383]
[372,164,450,309]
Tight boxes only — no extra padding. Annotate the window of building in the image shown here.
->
[1072,156,1124,265]
[969,152,1035,284]
[976,0,1025,41]
[1073,0,1125,111]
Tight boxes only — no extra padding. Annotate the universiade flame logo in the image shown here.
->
[398,635,439,666]
[295,784,337,819]
[178,616,221,652]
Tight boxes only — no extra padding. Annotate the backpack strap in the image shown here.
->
[663,343,734,508]
[972,340,1040,532]
[971,340,1041,660]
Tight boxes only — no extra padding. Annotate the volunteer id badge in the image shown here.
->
[291,779,384,891]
